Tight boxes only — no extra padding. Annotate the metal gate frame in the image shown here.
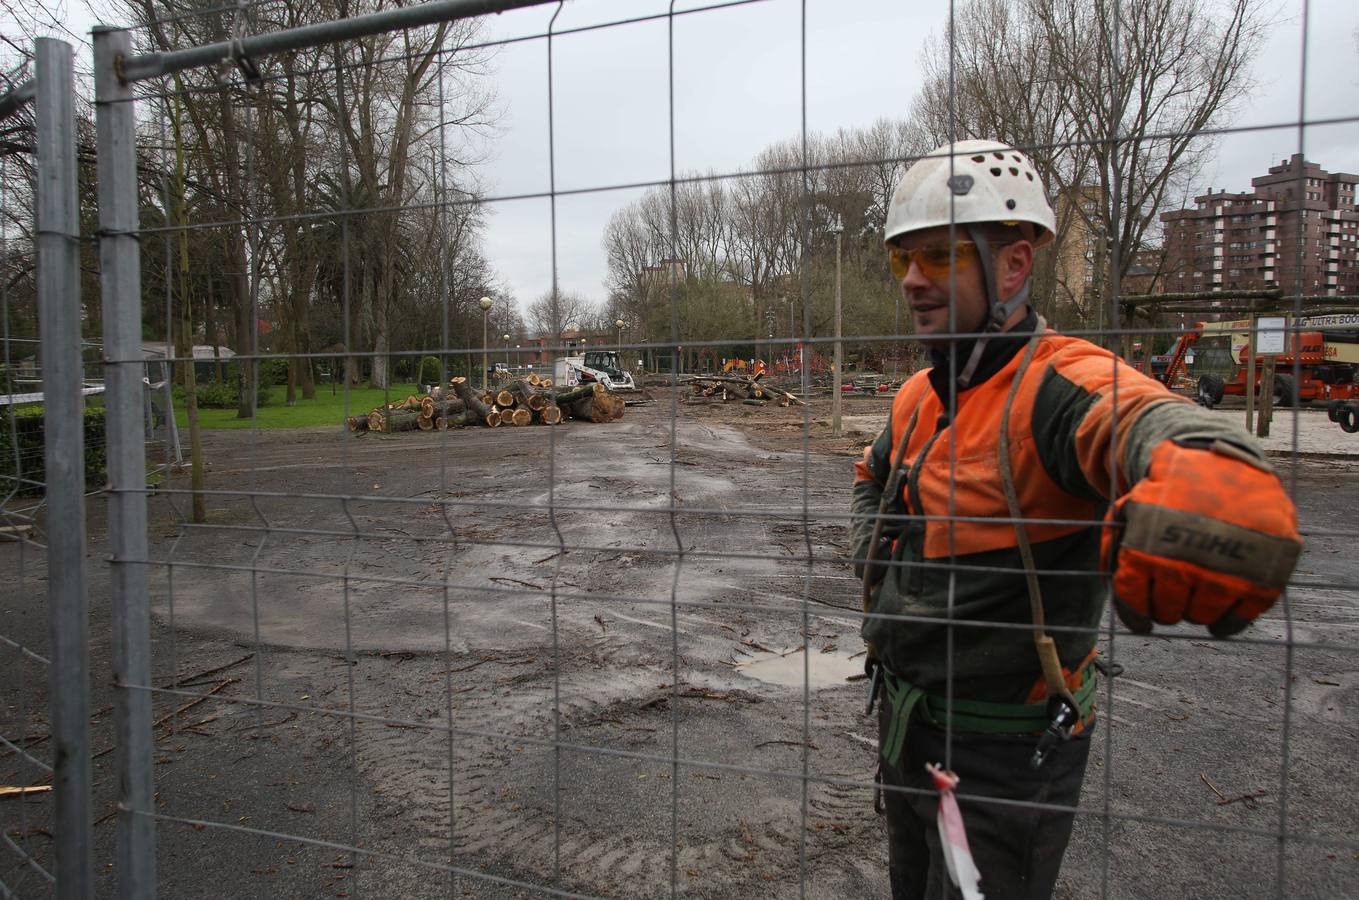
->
[0,36,92,899]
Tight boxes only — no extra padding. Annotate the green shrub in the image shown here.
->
[0,406,107,495]
[417,355,442,388]
[259,358,290,387]
[193,381,240,409]
[181,365,269,410]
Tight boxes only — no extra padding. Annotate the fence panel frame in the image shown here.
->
[93,24,156,900]
[34,35,93,899]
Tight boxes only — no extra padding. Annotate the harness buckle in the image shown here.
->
[1029,692,1080,770]
[1092,656,1124,678]
[864,661,883,717]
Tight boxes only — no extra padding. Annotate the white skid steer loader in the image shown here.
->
[554,349,638,392]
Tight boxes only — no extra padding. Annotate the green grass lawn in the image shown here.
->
[174,383,421,429]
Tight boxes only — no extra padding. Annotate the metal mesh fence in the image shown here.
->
[0,65,54,899]
[0,37,93,898]
[2,0,1358,896]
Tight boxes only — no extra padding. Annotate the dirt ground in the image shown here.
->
[3,388,1357,899]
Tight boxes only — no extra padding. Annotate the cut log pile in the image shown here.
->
[678,374,804,408]
[344,375,625,434]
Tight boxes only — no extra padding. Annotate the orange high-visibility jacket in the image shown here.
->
[851,321,1262,704]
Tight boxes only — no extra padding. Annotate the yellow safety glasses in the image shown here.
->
[888,240,980,281]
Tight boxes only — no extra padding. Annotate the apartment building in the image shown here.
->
[1161,154,1359,296]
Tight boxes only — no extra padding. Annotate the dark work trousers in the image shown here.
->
[877,704,1093,900]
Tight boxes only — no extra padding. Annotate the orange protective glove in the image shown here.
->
[1102,440,1302,637]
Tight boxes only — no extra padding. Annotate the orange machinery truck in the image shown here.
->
[1160,314,1359,411]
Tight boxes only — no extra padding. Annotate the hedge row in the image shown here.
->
[0,406,107,496]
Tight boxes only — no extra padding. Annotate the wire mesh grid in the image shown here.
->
[0,89,56,895]
[0,40,98,892]
[2,0,1354,896]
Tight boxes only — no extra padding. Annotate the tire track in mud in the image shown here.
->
[160,416,882,895]
[347,653,880,898]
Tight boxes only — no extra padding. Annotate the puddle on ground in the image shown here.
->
[735,646,862,689]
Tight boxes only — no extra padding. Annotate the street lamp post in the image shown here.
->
[479,296,493,389]
[615,318,625,368]
[831,217,844,436]
[766,310,774,368]
[503,333,510,372]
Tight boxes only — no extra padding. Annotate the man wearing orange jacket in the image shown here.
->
[851,140,1302,900]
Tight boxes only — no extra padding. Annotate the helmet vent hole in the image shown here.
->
[1012,154,1022,163]
[990,167,1002,176]
[1006,199,1017,210]
[971,155,986,163]
[992,152,1004,160]
[1009,167,1019,176]
[1026,172,1034,181]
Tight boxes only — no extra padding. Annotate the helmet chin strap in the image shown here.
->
[955,227,1031,390]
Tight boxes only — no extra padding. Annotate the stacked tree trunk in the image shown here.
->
[556,381,626,423]
[678,374,803,408]
[345,390,466,433]
[344,374,624,433]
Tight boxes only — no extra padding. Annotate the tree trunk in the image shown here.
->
[451,376,494,424]
[285,319,299,407]
[435,412,474,430]
[567,393,624,423]
[371,409,421,433]
[210,82,256,421]
[432,399,464,417]
[554,382,605,405]
[345,282,364,387]
[369,272,389,389]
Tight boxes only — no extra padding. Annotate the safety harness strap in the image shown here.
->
[880,678,926,769]
[879,665,1098,768]
[995,320,1079,711]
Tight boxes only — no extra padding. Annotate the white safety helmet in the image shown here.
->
[884,139,1055,248]
[885,139,1056,390]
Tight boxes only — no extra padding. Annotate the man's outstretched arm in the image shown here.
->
[1031,347,1302,637]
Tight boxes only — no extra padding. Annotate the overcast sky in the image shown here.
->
[11,0,1359,318]
[468,0,1358,315]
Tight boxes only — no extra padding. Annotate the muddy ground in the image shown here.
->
[3,391,1357,898]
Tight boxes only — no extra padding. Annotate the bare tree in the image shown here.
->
[110,0,500,400]
[911,0,1265,329]
[600,128,905,365]
[526,290,597,340]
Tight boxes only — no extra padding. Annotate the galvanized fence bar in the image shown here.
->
[0,80,35,125]
[119,0,552,83]
[34,36,93,899]
[93,25,156,900]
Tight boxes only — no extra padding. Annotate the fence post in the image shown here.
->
[35,36,93,898]
[93,25,156,899]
